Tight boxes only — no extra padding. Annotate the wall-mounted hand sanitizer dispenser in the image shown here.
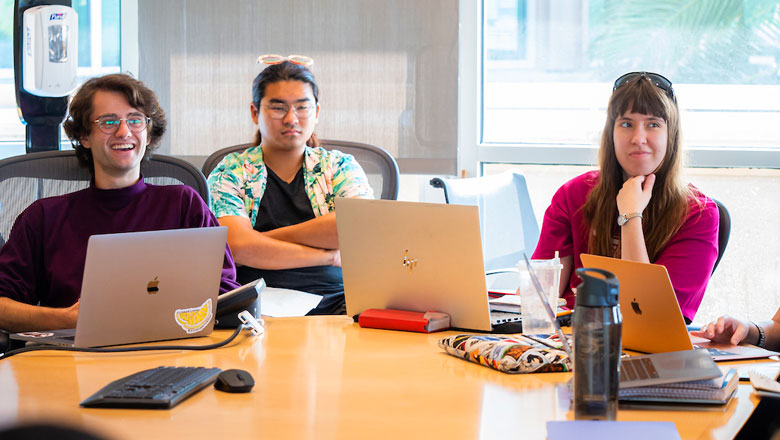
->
[23,5,78,97]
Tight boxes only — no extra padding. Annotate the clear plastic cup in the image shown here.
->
[516,257,563,335]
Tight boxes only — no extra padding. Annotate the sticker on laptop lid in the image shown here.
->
[174,298,213,333]
[15,331,55,338]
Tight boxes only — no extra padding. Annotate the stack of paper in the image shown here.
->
[749,371,780,399]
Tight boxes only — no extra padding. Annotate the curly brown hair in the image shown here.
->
[63,74,167,173]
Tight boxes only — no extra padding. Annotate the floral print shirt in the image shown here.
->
[208,145,374,225]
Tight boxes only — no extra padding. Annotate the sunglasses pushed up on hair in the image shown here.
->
[257,54,314,68]
[613,72,675,102]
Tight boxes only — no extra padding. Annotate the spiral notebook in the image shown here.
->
[618,368,738,404]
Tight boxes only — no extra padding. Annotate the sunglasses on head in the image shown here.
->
[613,72,675,101]
[257,54,314,68]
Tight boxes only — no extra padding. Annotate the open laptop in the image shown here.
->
[522,254,721,388]
[580,254,779,361]
[11,227,227,347]
[335,198,521,331]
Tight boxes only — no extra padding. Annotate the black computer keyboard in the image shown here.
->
[80,366,222,409]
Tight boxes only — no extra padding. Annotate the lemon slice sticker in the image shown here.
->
[174,298,213,334]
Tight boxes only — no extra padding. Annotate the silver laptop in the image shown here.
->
[11,227,227,347]
[580,254,780,361]
[618,349,723,388]
[336,198,521,331]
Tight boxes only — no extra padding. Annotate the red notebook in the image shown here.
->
[357,309,451,333]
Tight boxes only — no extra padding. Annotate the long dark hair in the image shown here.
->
[251,61,320,147]
[582,75,689,261]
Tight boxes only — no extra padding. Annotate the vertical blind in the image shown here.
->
[138,0,459,174]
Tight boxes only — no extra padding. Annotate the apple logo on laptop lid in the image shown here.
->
[146,276,160,294]
[630,298,642,315]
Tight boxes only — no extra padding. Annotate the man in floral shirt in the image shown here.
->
[208,59,373,315]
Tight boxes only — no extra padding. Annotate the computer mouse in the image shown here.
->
[214,369,255,393]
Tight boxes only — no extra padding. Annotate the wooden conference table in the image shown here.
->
[0,316,769,439]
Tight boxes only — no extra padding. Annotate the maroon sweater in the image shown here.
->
[0,178,241,308]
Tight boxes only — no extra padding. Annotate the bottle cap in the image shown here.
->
[575,268,619,307]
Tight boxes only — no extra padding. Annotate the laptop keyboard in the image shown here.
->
[621,357,659,382]
[80,366,222,409]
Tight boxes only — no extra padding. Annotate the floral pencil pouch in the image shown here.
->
[438,333,572,373]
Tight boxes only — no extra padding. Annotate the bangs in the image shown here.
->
[611,79,669,122]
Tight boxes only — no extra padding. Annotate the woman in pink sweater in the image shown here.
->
[533,72,718,323]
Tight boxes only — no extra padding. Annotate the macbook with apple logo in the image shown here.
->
[335,198,523,332]
[11,227,227,348]
[580,254,779,361]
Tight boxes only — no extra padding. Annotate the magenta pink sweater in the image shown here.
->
[532,171,719,321]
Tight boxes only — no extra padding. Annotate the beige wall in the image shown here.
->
[138,0,458,174]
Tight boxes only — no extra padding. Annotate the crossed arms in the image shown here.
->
[219,212,341,269]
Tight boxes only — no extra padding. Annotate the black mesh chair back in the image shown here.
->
[0,150,209,246]
[202,140,400,200]
[711,198,731,275]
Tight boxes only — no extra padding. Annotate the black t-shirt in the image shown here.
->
[236,166,344,314]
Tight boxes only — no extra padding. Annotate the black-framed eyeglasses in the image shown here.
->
[93,114,150,134]
[613,72,675,101]
[262,103,316,120]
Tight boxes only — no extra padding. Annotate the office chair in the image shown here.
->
[711,198,730,275]
[202,140,400,200]
[0,150,209,246]
[430,172,540,272]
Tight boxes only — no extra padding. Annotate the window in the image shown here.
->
[461,0,780,175]
[0,0,122,159]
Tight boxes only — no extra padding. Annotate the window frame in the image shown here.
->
[458,0,780,178]
[120,0,138,78]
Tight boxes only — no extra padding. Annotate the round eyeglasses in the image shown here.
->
[93,114,150,135]
[262,103,316,120]
[257,54,314,68]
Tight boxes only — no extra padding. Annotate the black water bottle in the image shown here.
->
[573,267,621,420]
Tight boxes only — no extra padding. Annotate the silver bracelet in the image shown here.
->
[752,321,766,347]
